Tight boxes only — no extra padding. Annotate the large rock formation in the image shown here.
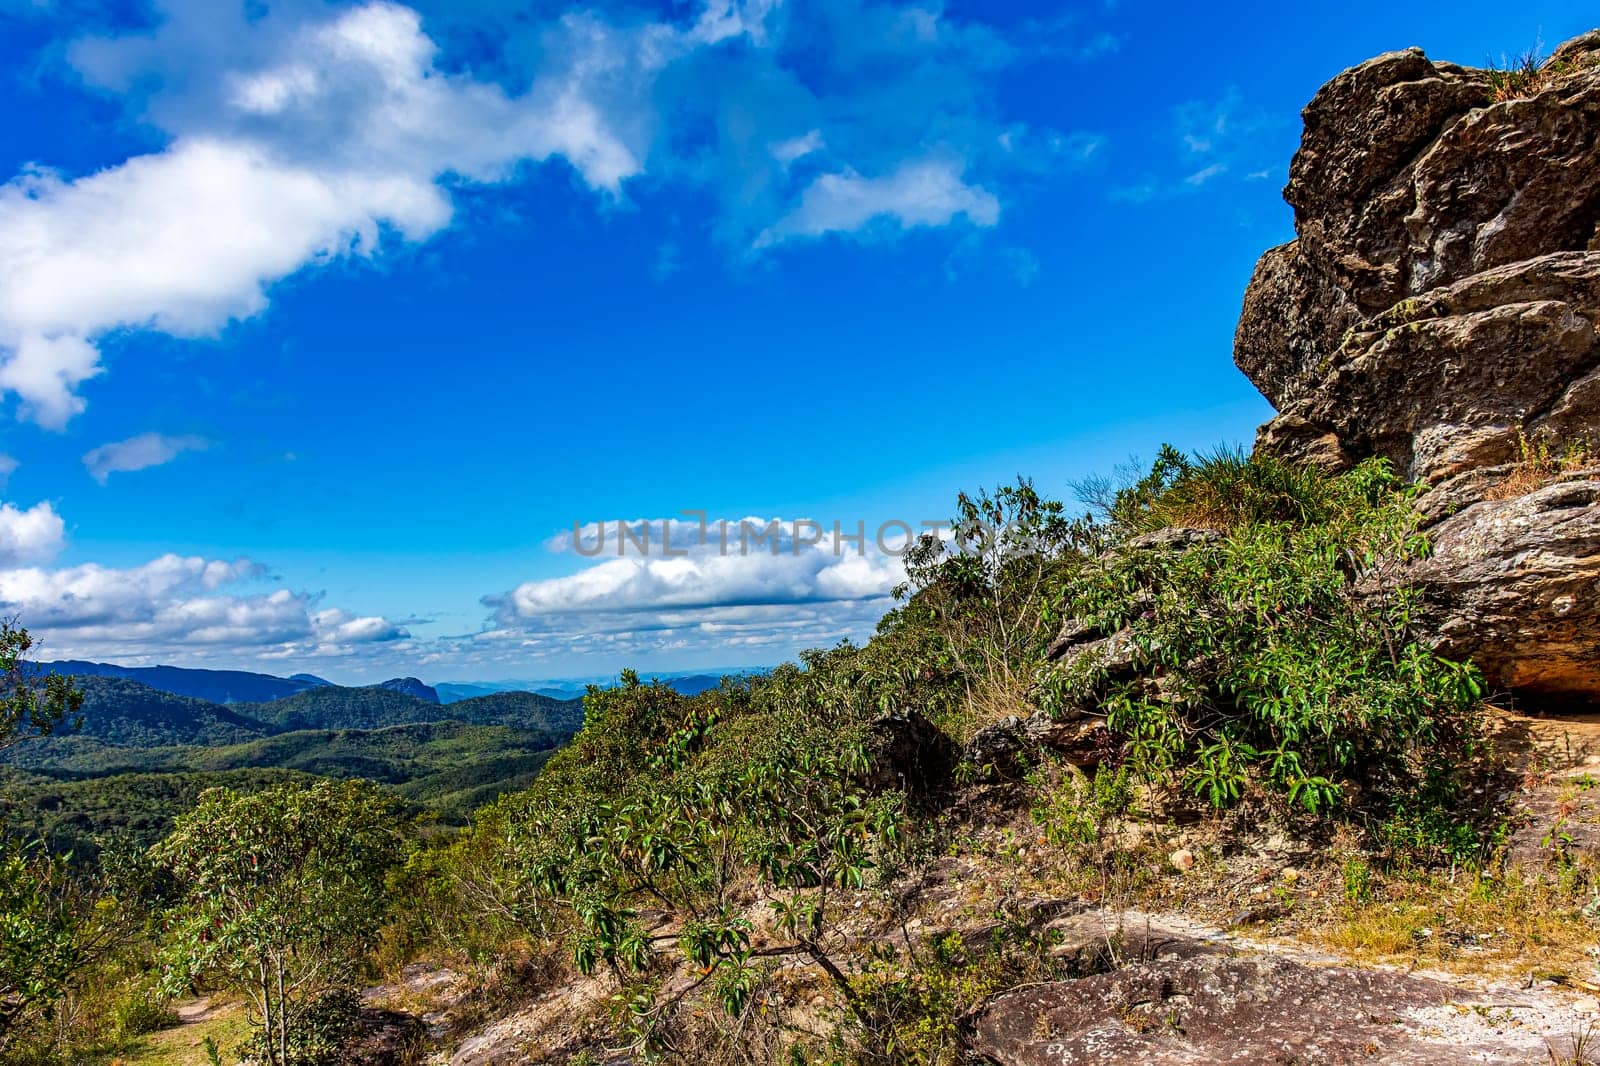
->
[1236,32,1600,700]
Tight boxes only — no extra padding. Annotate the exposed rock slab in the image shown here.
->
[963,710,1111,775]
[968,952,1561,1065]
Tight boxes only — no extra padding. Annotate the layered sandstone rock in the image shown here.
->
[1235,32,1600,699]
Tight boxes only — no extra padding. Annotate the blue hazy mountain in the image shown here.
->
[376,677,440,703]
[32,660,331,704]
[435,670,749,703]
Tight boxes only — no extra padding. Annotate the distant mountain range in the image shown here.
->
[31,660,745,707]
[8,675,582,751]
[3,659,764,864]
[2,672,588,858]
[435,671,738,703]
[31,660,332,704]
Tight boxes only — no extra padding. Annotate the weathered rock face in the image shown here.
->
[1407,479,1600,696]
[1236,31,1600,699]
[963,709,1111,777]
[969,953,1553,1065]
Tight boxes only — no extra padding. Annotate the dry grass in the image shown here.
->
[1485,47,1589,102]
[1485,431,1596,500]
[1314,868,1598,978]
[954,673,1035,743]
[1546,1020,1600,1066]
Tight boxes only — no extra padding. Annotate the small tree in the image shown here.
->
[0,624,89,1053]
[897,479,1086,723]
[0,842,91,1053]
[500,676,902,1056]
[0,620,83,752]
[152,781,407,1066]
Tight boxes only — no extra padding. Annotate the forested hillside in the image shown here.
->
[0,676,587,871]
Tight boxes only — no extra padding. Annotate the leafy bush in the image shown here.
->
[854,920,1066,1066]
[152,780,408,1066]
[896,479,1089,735]
[1044,451,1484,840]
[481,673,903,1054]
[109,977,178,1037]
[0,840,91,1052]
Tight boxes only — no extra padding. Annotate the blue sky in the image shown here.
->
[0,0,1590,683]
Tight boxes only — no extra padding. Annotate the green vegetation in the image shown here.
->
[54,677,265,747]
[1047,449,1485,850]
[0,623,84,755]
[243,686,581,734]
[1,449,1560,1063]
[153,781,407,1066]
[392,451,1512,1060]
[3,769,324,863]
[0,681,585,868]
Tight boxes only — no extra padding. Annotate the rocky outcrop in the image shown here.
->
[965,909,1588,1066]
[1406,479,1600,696]
[969,953,1559,1065]
[378,676,441,703]
[963,709,1111,776]
[867,710,959,796]
[1235,31,1600,699]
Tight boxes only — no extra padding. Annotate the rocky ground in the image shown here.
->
[347,704,1600,1065]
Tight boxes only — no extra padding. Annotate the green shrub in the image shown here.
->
[855,920,1064,1066]
[1029,763,1134,852]
[152,780,408,1066]
[1045,452,1485,842]
[111,978,178,1037]
[896,479,1091,735]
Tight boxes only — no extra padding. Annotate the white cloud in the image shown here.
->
[0,500,65,566]
[0,0,1112,429]
[0,551,411,662]
[757,158,999,246]
[0,496,408,664]
[771,129,825,167]
[82,431,210,483]
[0,455,18,487]
[1184,162,1227,187]
[311,608,409,645]
[0,1,645,427]
[495,514,907,659]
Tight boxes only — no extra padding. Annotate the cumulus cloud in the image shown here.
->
[0,500,65,566]
[0,1,642,427]
[0,497,408,664]
[0,0,1114,425]
[757,158,1000,246]
[82,431,209,483]
[311,607,409,645]
[494,514,908,659]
